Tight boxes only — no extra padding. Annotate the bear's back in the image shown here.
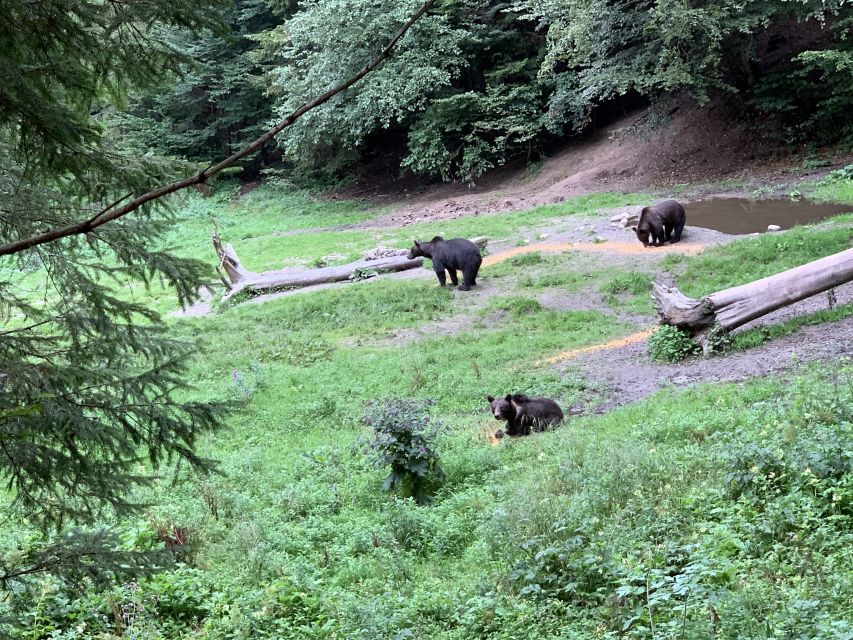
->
[644,200,685,224]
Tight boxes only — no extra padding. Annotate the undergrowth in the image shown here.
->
[648,324,700,362]
[4,185,853,639]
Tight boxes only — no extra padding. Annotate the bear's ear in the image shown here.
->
[504,394,512,401]
[631,225,638,232]
[487,395,494,402]
[413,239,420,247]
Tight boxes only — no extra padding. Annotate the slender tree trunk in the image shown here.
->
[652,247,853,348]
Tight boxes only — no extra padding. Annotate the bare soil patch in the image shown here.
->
[564,316,853,415]
[346,99,853,229]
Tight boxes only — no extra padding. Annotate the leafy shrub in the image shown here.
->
[723,421,853,520]
[362,398,444,504]
[648,325,700,363]
[822,164,853,183]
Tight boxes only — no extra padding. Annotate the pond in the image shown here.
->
[686,198,852,235]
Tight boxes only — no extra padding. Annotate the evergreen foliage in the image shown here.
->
[0,0,229,591]
[124,0,283,172]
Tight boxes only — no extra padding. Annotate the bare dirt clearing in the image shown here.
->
[565,312,853,414]
[178,99,853,413]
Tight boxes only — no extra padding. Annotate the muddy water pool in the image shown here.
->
[686,198,851,234]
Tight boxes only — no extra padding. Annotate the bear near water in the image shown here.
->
[487,393,564,438]
[632,200,686,247]
[407,236,482,291]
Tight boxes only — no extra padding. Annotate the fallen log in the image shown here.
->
[652,246,853,350]
[212,231,490,301]
[212,230,425,300]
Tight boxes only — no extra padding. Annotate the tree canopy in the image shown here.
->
[241,0,853,182]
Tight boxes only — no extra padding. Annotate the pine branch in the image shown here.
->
[0,0,438,258]
[0,529,171,591]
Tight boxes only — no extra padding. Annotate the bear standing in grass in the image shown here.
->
[632,200,686,247]
[487,393,564,438]
[407,237,482,291]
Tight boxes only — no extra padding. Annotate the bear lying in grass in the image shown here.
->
[407,236,482,291]
[487,393,564,438]
[632,200,686,247]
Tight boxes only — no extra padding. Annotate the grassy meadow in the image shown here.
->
[6,178,853,639]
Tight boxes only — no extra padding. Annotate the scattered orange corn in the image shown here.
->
[541,327,656,365]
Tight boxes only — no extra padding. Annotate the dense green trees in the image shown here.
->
[249,0,852,182]
[125,0,282,172]
[106,0,853,184]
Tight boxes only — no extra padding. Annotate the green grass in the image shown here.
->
[126,190,649,314]
[6,184,853,639]
[14,348,853,639]
[730,301,853,350]
[677,226,853,297]
[803,167,853,204]
[171,190,645,274]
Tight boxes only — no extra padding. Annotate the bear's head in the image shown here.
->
[632,208,651,247]
[487,394,517,422]
[407,237,445,260]
[407,240,426,260]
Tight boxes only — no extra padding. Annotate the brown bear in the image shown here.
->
[487,393,564,438]
[632,200,686,247]
[407,236,482,291]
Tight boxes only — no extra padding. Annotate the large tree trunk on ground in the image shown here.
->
[652,247,853,349]
[212,230,427,300]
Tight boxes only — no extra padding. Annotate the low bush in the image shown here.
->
[648,325,700,363]
[362,398,445,505]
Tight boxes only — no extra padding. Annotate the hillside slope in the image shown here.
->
[353,101,850,227]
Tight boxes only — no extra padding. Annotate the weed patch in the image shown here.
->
[648,325,701,362]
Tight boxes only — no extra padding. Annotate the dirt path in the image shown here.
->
[347,101,853,228]
[560,316,853,414]
[481,239,706,268]
[535,277,853,413]
[175,140,853,412]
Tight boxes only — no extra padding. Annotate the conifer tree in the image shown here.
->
[0,0,230,590]
[124,0,283,173]
[0,0,439,597]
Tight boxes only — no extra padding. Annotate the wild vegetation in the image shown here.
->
[3,179,852,638]
[114,0,853,182]
[2,1,853,638]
